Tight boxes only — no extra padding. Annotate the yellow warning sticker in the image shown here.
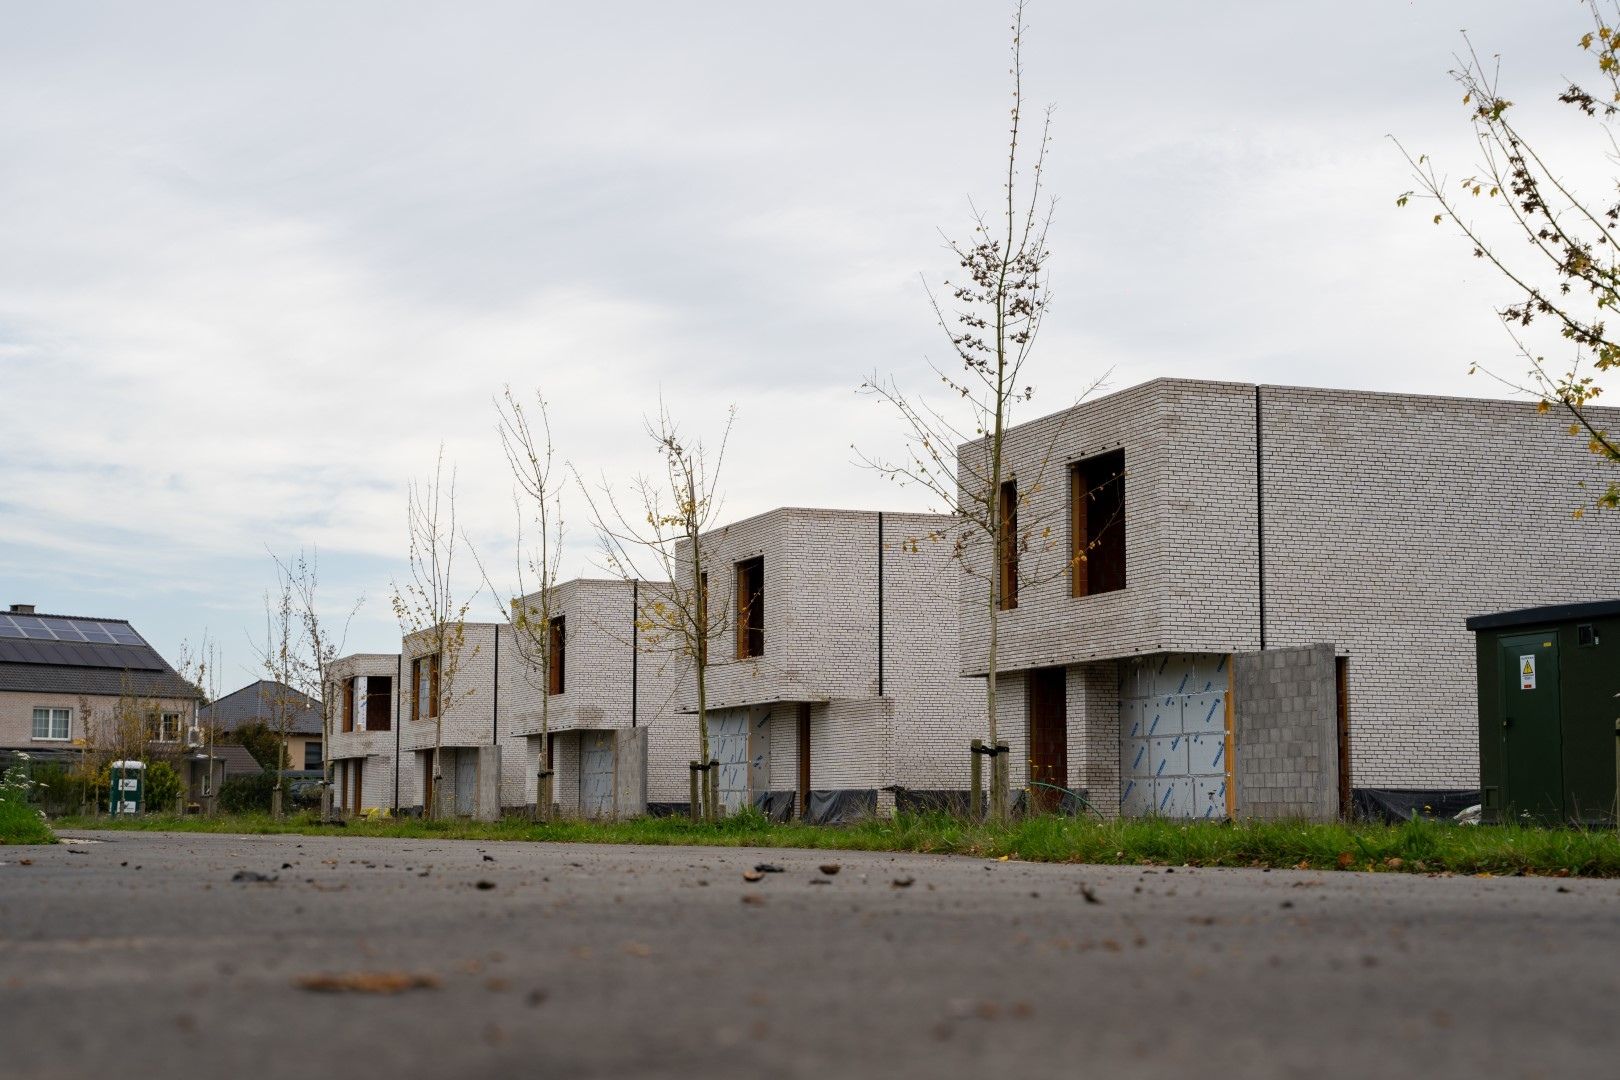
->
[1520,654,1537,691]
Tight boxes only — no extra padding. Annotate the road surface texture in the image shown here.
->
[2,831,1616,1079]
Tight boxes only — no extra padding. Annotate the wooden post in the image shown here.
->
[689,761,702,822]
[991,743,1010,824]
[535,768,553,822]
[969,739,984,822]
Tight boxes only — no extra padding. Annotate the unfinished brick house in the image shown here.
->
[503,578,681,819]
[675,507,986,821]
[956,378,1620,821]
[398,622,513,820]
[325,653,402,815]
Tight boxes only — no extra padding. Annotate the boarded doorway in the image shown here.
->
[454,751,476,817]
[1335,658,1351,820]
[579,731,615,818]
[1028,667,1067,813]
[711,710,750,813]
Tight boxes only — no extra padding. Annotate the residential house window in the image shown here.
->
[998,479,1019,610]
[31,706,70,741]
[145,711,181,742]
[1070,449,1126,597]
[547,616,566,695]
[736,556,764,659]
[412,654,440,721]
[364,675,393,731]
[343,677,357,733]
[304,741,323,770]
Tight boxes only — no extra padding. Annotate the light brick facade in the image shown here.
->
[326,653,405,813]
[959,378,1620,814]
[503,578,683,816]
[675,507,987,817]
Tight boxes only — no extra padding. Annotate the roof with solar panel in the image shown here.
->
[0,604,200,699]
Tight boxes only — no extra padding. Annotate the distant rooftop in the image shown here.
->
[0,603,198,699]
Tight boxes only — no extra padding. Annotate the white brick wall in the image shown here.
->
[672,507,989,800]
[327,652,408,811]
[959,378,1620,791]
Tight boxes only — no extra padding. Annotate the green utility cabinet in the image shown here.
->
[1467,600,1620,824]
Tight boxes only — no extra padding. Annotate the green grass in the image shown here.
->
[49,809,1620,877]
[0,799,56,845]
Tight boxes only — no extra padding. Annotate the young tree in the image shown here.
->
[391,447,476,820]
[274,548,361,818]
[489,385,567,820]
[579,401,734,820]
[250,565,302,817]
[857,2,1096,820]
[1397,0,1619,513]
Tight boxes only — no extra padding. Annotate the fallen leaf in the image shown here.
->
[231,870,277,883]
[741,894,766,906]
[753,863,784,874]
[818,863,841,876]
[742,870,764,883]
[1079,883,1100,904]
[475,880,496,890]
[623,942,652,957]
[1336,852,1354,870]
[295,972,440,994]
[892,876,915,888]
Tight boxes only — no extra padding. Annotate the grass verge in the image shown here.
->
[50,809,1620,877]
[1,799,56,845]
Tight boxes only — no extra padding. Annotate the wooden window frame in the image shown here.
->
[364,675,392,732]
[998,479,1019,610]
[342,677,356,733]
[547,616,566,696]
[1070,449,1126,598]
[412,654,440,721]
[735,556,765,659]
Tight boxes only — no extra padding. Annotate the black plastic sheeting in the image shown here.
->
[1353,787,1479,823]
[892,788,1092,817]
[645,802,690,818]
[752,790,797,823]
[805,789,878,825]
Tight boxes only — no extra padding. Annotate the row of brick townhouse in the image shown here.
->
[325,379,1618,822]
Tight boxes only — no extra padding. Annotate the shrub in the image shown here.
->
[144,761,183,811]
[0,755,53,844]
[220,772,275,814]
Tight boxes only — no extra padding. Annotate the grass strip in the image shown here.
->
[1,799,57,845]
[50,809,1620,877]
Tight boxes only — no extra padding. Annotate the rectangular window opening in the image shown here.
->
[1071,449,1126,598]
[31,706,70,741]
[548,616,566,696]
[343,677,357,733]
[736,557,765,659]
[998,479,1019,610]
[412,654,440,721]
[365,675,393,731]
[304,740,323,770]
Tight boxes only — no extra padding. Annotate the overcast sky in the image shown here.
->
[0,1,1604,689]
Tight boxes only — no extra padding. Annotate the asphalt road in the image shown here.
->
[2,830,1616,1079]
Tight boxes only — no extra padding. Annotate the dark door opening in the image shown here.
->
[1335,657,1351,820]
[1027,667,1067,813]
[797,703,811,820]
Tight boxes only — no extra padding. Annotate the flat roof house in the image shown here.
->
[504,578,681,819]
[399,622,513,820]
[677,507,986,822]
[0,603,201,762]
[326,653,402,816]
[956,378,1620,820]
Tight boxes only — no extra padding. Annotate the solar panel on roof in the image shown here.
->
[0,613,146,646]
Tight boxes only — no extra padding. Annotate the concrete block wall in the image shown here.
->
[1233,644,1339,820]
[959,378,1620,791]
